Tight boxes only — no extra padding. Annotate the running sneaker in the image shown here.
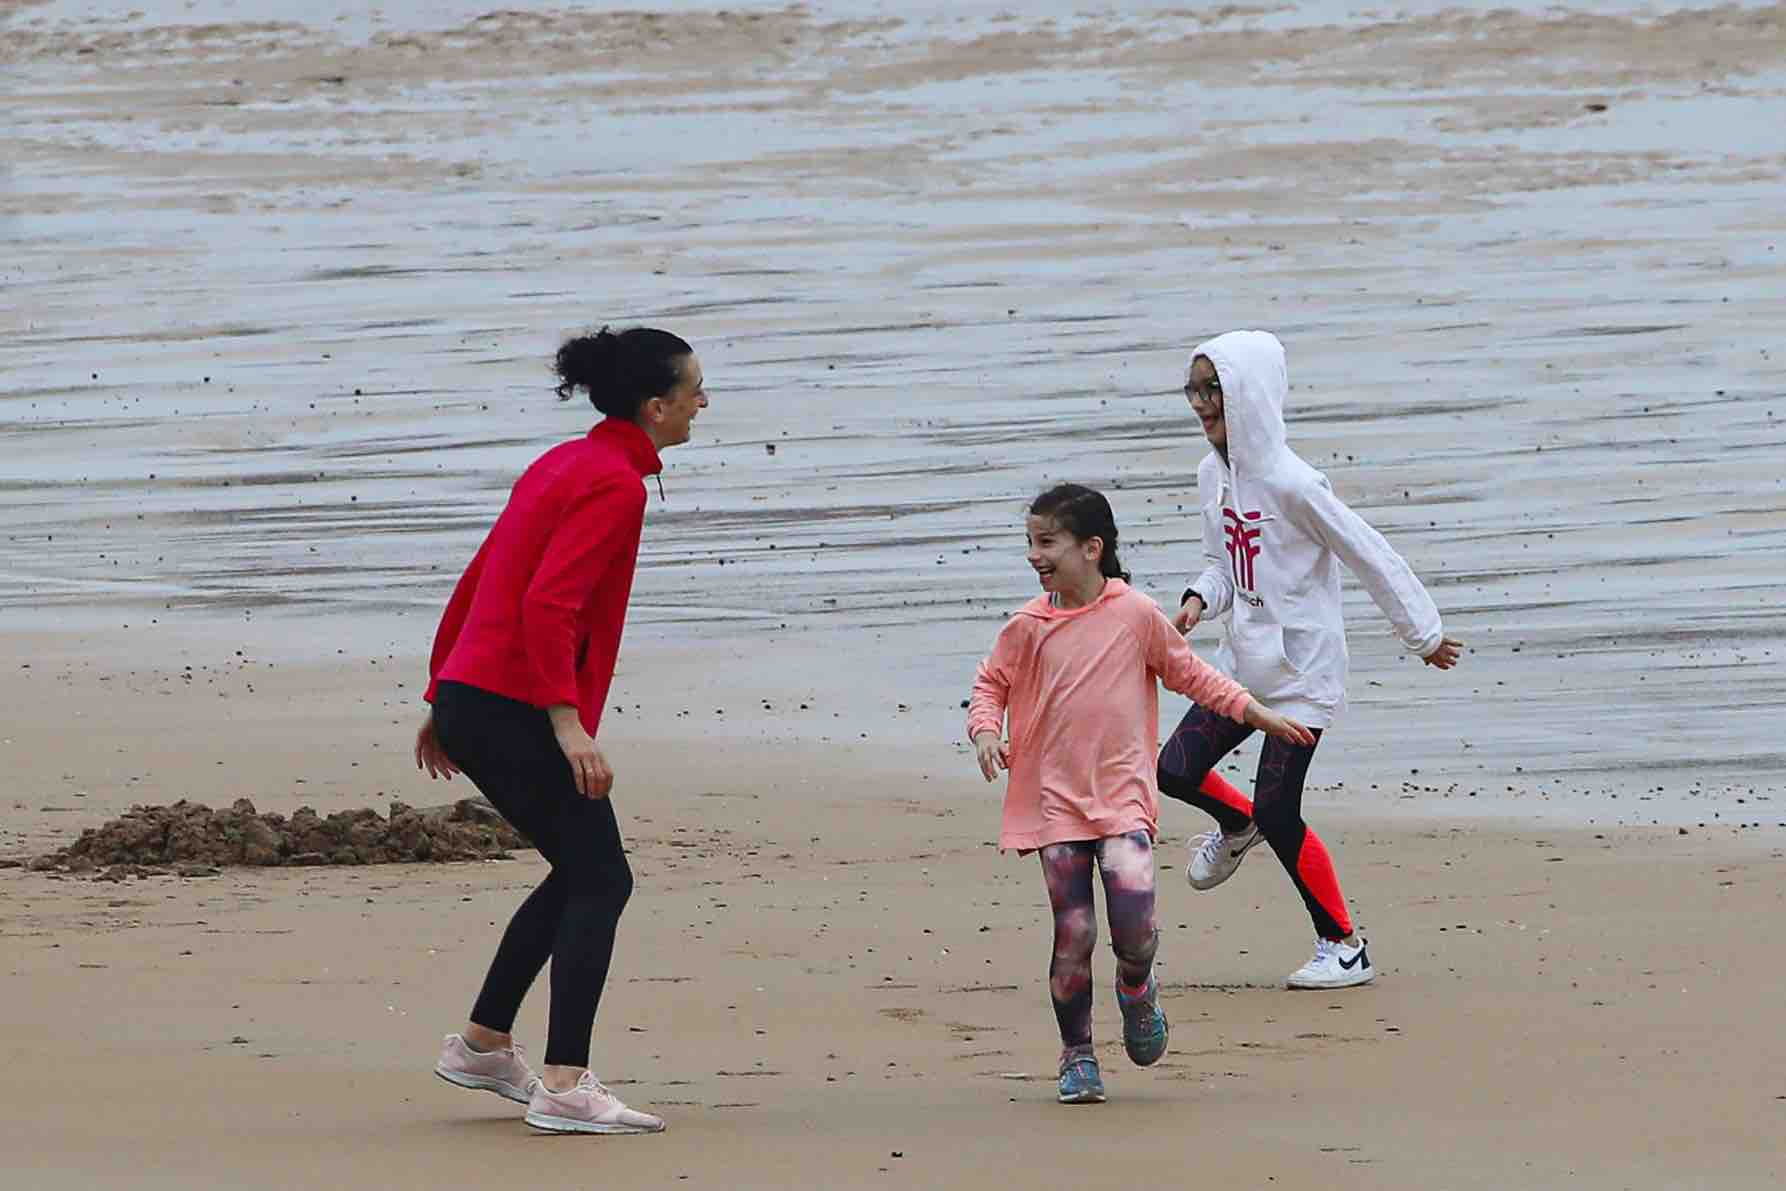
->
[1285,937,1374,989]
[525,1072,666,1135]
[1187,823,1263,890]
[1115,975,1169,1067]
[434,1033,539,1105]
[1056,1050,1106,1105]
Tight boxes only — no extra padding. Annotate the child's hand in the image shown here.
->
[1243,700,1317,748]
[1422,636,1463,669]
[1172,594,1205,635]
[972,731,1010,782]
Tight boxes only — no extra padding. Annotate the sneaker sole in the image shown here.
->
[434,1066,532,1105]
[524,1110,665,1135]
[1057,1089,1107,1105]
[1285,968,1376,990]
[1186,832,1263,892]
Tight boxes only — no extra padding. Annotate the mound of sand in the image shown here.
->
[29,798,527,876]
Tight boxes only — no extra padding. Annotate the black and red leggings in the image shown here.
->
[1157,704,1353,941]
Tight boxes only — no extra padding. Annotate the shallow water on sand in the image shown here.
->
[3,1,1783,823]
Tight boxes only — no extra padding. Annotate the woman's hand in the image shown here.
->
[972,731,1010,782]
[1172,594,1205,635]
[414,714,460,781]
[549,705,613,799]
[1422,637,1463,669]
[1243,699,1317,748]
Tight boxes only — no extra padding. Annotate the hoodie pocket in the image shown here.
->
[1230,618,1304,704]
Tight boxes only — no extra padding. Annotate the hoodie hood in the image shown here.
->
[1191,329,1290,482]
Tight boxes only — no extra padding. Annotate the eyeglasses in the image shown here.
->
[1184,380,1223,407]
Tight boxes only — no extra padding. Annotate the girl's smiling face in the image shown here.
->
[1184,354,1227,452]
[1025,513,1102,595]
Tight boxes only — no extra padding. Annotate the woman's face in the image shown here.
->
[1184,355,1226,452]
[647,354,708,447]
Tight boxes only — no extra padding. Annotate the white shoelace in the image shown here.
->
[1195,831,1227,866]
[1308,938,1337,965]
[576,1072,618,1100]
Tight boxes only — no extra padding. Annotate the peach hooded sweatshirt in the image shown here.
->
[966,579,1253,852]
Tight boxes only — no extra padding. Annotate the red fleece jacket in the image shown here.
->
[424,417,662,736]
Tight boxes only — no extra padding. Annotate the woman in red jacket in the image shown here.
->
[415,326,705,1136]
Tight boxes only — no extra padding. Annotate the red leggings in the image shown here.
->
[1157,704,1352,940]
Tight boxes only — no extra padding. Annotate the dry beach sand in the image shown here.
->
[3,0,1785,1186]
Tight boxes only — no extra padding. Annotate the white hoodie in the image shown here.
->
[1184,330,1444,728]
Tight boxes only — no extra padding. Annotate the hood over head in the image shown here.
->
[1191,329,1289,478]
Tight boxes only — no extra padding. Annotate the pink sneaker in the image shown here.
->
[525,1072,666,1135]
[434,1033,539,1105]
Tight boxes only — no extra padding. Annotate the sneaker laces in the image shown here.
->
[1308,937,1337,965]
[575,1071,618,1100]
[1058,1048,1094,1075]
[1194,831,1226,865]
[507,1042,539,1083]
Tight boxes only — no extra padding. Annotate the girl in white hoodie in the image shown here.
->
[1157,330,1462,989]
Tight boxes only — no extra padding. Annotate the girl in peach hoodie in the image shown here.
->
[967,483,1314,1104]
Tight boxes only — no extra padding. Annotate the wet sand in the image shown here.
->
[3,0,1785,1186]
[4,649,1785,1187]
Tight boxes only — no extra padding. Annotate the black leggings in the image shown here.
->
[431,681,633,1069]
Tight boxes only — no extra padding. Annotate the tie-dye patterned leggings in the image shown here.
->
[1039,831,1158,1050]
[1157,702,1351,940]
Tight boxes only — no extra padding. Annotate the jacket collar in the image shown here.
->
[590,416,663,478]
[1014,577,1130,620]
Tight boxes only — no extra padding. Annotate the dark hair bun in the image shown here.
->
[554,325,693,419]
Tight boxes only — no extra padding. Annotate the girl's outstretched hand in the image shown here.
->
[1243,700,1317,748]
[973,731,1010,782]
[1422,637,1463,669]
[414,714,459,781]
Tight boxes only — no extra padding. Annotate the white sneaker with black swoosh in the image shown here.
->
[1286,937,1374,989]
[1187,823,1263,891]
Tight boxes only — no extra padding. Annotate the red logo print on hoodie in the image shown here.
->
[1223,508,1264,592]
